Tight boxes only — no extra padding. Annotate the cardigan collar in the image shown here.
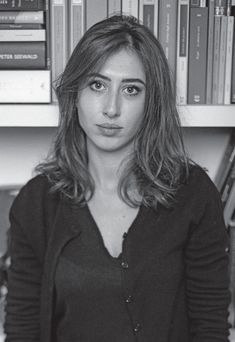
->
[40,197,83,342]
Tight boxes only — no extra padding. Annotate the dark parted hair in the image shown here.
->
[36,15,189,208]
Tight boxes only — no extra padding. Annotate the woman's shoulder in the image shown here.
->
[186,164,219,195]
[177,164,221,211]
[10,174,60,220]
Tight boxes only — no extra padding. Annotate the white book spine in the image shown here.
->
[0,11,44,24]
[51,0,68,101]
[69,0,84,56]
[0,70,51,103]
[224,15,234,104]
[176,0,189,105]
[122,0,139,18]
[0,29,46,41]
[108,0,122,16]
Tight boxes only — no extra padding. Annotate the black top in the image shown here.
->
[5,166,231,342]
[54,205,146,342]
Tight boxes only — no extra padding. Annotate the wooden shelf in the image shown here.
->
[0,104,234,127]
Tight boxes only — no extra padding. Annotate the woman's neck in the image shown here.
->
[88,150,126,191]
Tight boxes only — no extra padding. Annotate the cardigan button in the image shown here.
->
[133,323,141,333]
[121,261,129,269]
[125,295,133,303]
[122,232,128,239]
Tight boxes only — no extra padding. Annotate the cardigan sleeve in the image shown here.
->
[4,178,49,342]
[185,177,231,342]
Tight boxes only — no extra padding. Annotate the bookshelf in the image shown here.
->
[0,104,234,127]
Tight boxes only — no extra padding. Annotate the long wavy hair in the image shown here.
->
[36,15,189,208]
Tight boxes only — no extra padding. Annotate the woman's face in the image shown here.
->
[76,48,146,155]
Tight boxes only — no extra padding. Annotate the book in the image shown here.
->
[0,23,44,29]
[187,6,208,104]
[122,0,139,18]
[206,0,215,104]
[224,15,234,104]
[218,15,228,104]
[50,0,68,100]
[221,160,235,208]
[0,11,44,23]
[212,14,221,104]
[44,0,50,69]
[68,0,85,57]
[0,41,46,68]
[0,0,45,11]
[0,70,51,103]
[231,6,235,103]
[139,0,158,37]
[158,0,178,83]
[215,131,235,192]
[176,0,189,105]
[223,179,235,227]
[0,29,46,41]
[85,0,108,30]
[108,0,122,16]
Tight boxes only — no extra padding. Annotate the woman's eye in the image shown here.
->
[124,86,140,96]
[89,81,105,91]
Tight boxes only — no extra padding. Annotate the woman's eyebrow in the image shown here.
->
[87,72,146,86]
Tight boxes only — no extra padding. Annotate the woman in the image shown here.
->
[4,15,231,342]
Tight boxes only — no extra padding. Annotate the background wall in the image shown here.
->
[0,127,232,187]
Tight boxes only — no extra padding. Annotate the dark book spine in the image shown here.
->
[0,0,45,11]
[0,41,46,68]
[0,23,43,29]
[187,6,208,104]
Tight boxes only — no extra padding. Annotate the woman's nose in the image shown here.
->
[103,91,120,118]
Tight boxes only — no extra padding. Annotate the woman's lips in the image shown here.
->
[96,123,123,129]
[96,123,123,136]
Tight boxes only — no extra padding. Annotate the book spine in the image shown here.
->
[223,180,235,227]
[0,23,44,28]
[0,41,46,68]
[212,15,221,104]
[50,0,68,86]
[44,0,51,70]
[158,0,178,83]
[176,0,189,105]
[217,15,228,104]
[85,0,108,30]
[0,29,46,41]
[224,15,234,104]
[139,0,158,37]
[231,5,235,103]
[121,0,139,18]
[0,70,51,103]
[108,0,121,16]
[0,0,45,11]
[206,0,215,104]
[215,131,235,191]
[68,0,85,57]
[0,11,44,23]
[187,6,208,104]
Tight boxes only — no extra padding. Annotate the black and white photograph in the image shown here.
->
[0,0,235,341]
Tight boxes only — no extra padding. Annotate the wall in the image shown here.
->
[0,127,232,187]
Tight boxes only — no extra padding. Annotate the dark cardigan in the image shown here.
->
[4,166,231,342]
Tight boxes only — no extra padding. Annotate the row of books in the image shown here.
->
[0,0,234,104]
[214,131,235,328]
[0,0,51,103]
[215,131,235,227]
